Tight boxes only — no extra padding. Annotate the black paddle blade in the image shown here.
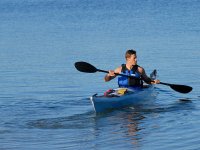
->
[170,84,193,93]
[74,61,97,73]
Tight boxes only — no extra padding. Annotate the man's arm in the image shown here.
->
[139,67,160,84]
[104,67,121,82]
[140,68,152,84]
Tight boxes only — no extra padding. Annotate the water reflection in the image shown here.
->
[126,113,142,136]
[123,112,144,146]
[91,110,145,149]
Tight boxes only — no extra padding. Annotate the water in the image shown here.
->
[0,0,200,149]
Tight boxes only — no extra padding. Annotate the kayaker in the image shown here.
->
[104,49,160,88]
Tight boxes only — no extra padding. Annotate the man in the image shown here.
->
[104,49,160,88]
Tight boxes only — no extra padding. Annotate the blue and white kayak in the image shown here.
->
[90,70,158,113]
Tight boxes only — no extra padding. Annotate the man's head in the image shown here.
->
[125,49,137,65]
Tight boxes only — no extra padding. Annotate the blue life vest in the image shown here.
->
[118,64,143,88]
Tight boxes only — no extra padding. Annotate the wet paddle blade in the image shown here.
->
[74,61,97,73]
[170,84,193,93]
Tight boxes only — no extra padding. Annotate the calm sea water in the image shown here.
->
[0,0,200,149]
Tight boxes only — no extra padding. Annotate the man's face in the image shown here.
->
[127,54,137,65]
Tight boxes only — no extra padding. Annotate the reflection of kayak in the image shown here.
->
[90,85,157,113]
[90,70,158,113]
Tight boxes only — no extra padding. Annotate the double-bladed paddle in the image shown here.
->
[74,61,193,94]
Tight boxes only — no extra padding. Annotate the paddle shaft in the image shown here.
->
[97,69,135,78]
[160,82,171,86]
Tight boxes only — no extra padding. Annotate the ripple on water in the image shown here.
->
[0,128,12,134]
[26,111,95,129]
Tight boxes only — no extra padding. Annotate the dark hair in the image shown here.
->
[125,49,136,59]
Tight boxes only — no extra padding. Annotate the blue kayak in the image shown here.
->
[90,85,157,113]
[90,70,157,113]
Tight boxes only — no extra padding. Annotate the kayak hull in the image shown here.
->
[90,85,157,113]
